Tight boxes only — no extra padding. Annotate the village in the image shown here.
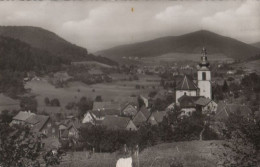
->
[1,46,259,166]
[0,1,260,166]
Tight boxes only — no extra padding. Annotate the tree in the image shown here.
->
[20,97,38,113]
[0,110,13,123]
[222,80,229,93]
[137,96,145,109]
[0,125,64,167]
[44,97,50,106]
[95,95,103,102]
[77,97,93,118]
[50,98,60,107]
[217,111,260,166]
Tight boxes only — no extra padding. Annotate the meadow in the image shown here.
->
[24,74,162,109]
[233,59,260,73]
[58,140,223,167]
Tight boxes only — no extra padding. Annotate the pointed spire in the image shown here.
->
[199,47,209,67]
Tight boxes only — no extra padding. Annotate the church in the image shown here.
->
[175,48,217,115]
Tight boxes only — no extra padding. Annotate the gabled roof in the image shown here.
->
[194,97,212,106]
[13,111,35,121]
[178,95,201,108]
[215,102,252,121]
[30,115,50,132]
[133,107,151,126]
[176,75,197,90]
[101,115,131,130]
[139,106,151,119]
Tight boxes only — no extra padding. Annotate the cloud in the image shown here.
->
[201,0,260,43]
[0,1,259,51]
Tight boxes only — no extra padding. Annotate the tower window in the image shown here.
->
[202,72,206,80]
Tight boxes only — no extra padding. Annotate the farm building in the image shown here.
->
[194,97,218,114]
[101,115,137,131]
[133,106,151,127]
[214,102,252,121]
[121,103,138,117]
[147,111,168,125]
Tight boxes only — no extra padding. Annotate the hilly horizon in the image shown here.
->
[0,26,117,66]
[251,42,260,48]
[96,30,260,62]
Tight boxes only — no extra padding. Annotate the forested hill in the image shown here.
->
[97,30,260,61]
[0,36,69,72]
[0,26,117,66]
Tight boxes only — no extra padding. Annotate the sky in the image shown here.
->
[0,0,259,52]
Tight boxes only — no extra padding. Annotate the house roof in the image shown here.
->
[13,111,35,121]
[176,75,197,90]
[121,103,138,116]
[133,107,151,126]
[30,115,50,132]
[178,95,201,108]
[194,97,212,106]
[215,102,252,121]
[101,115,131,130]
[139,106,151,119]
[152,111,167,123]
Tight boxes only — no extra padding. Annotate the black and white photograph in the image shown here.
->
[0,0,260,166]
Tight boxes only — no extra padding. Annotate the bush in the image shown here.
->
[50,98,60,107]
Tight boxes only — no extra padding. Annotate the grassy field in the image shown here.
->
[233,59,260,73]
[25,74,162,109]
[58,140,223,167]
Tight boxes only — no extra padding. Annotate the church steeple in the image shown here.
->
[199,47,209,68]
[197,47,212,99]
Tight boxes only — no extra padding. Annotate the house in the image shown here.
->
[11,111,58,138]
[139,95,149,108]
[82,111,103,125]
[194,97,218,114]
[121,103,138,117]
[166,102,175,111]
[11,111,36,125]
[82,111,96,124]
[178,95,201,116]
[58,117,81,140]
[147,111,168,125]
[214,102,252,121]
[101,115,137,131]
[133,107,151,127]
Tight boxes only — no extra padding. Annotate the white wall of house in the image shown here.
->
[126,120,137,131]
[82,112,95,124]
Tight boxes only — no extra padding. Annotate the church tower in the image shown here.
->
[197,48,212,99]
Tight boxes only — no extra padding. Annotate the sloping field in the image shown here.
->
[233,59,260,73]
[58,140,223,167]
[25,75,161,110]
